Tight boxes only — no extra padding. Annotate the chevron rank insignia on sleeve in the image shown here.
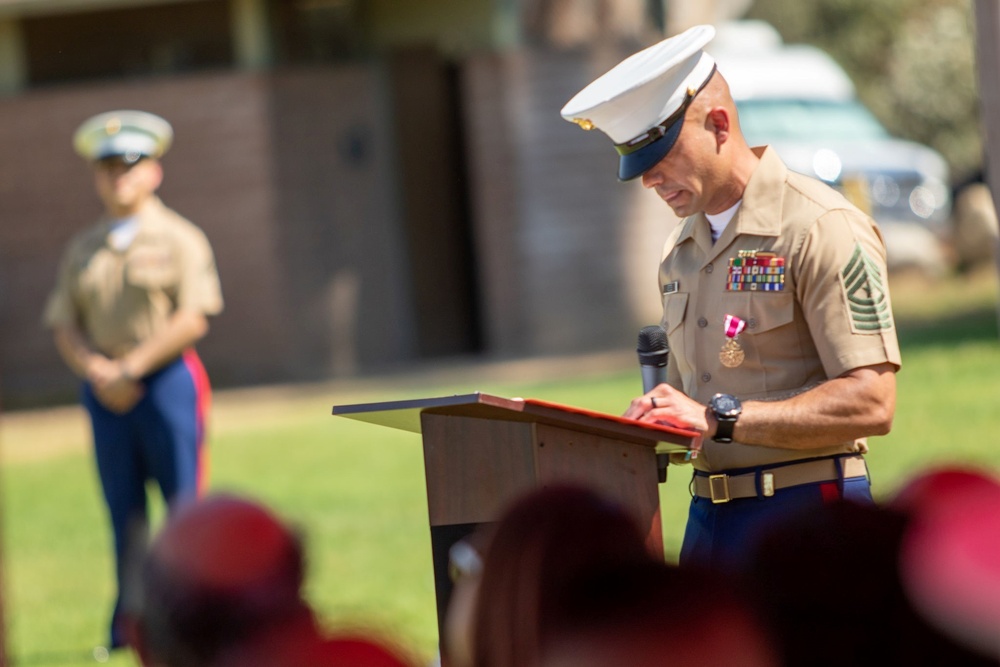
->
[840,243,894,333]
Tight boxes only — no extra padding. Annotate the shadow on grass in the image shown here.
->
[897,305,999,349]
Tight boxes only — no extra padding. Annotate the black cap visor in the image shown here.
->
[616,115,685,181]
[95,149,149,165]
[614,63,715,182]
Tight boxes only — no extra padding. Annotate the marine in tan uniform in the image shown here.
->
[562,26,900,569]
[43,110,223,649]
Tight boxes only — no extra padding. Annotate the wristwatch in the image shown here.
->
[709,393,742,443]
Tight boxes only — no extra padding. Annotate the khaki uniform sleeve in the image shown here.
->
[175,226,224,316]
[42,242,81,330]
[794,208,902,378]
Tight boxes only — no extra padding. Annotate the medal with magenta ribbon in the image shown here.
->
[720,314,746,368]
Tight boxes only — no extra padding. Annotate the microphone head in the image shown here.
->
[637,325,668,366]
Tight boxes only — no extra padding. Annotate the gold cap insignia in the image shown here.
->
[572,118,595,131]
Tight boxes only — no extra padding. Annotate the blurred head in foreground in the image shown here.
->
[891,465,1000,661]
[458,483,659,667]
[746,496,999,666]
[541,560,779,667]
[129,493,415,667]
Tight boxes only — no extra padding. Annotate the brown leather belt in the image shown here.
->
[692,455,867,504]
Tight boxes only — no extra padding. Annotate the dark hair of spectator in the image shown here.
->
[471,483,656,667]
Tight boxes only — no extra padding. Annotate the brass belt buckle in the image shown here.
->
[709,474,731,503]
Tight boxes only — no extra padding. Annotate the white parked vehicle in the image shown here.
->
[711,21,952,273]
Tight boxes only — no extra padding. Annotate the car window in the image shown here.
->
[736,99,890,144]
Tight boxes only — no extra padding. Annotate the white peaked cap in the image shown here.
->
[73,110,174,163]
[561,25,718,180]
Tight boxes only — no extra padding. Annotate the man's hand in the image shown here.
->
[85,355,123,387]
[624,384,713,436]
[87,357,144,414]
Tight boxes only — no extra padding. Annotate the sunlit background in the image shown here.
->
[1,0,997,665]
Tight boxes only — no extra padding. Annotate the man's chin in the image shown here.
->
[659,192,695,217]
[667,201,695,218]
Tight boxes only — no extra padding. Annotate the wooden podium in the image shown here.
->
[332,393,700,631]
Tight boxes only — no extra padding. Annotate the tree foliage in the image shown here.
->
[745,0,981,181]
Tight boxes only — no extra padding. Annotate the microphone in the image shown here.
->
[638,325,671,483]
[637,325,668,393]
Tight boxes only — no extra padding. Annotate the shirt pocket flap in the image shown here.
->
[745,293,795,335]
[126,247,177,289]
[662,292,689,334]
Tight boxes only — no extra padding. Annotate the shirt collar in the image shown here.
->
[674,145,787,245]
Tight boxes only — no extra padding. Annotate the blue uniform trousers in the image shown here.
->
[679,465,874,572]
[82,351,209,648]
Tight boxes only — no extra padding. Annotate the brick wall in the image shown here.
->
[0,66,414,407]
[461,47,679,358]
[1,48,682,408]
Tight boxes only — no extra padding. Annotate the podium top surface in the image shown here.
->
[332,393,700,451]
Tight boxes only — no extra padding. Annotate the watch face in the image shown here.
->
[712,394,741,417]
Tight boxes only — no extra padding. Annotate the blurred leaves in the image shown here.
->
[746,0,981,180]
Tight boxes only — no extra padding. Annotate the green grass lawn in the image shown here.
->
[2,268,999,666]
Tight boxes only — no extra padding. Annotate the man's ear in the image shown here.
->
[707,107,731,146]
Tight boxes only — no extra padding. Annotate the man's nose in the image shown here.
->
[641,169,660,189]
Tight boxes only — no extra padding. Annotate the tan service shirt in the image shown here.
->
[44,196,223,358]
[659,146,901,472]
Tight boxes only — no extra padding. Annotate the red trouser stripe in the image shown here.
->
[819,481,841,503]
[182,349,212,496]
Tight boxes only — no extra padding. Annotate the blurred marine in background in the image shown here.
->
[42,110,223,651]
